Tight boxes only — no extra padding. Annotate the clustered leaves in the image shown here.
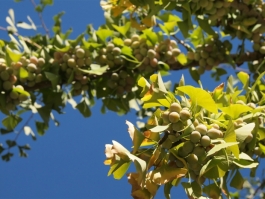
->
[104,73,265,199]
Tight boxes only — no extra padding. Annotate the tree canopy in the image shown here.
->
[1,0,265,198]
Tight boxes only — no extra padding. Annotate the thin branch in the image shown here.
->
[30,0,50,37]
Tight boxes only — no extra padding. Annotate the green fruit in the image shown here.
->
[118,79,126,87]
[112,47,121,56]
[190,131,201,143]
[111,73,119,81]
[186,154,198,164]
[38,57,45,67]
[131,34,140,42]
[206,57,215,66]
[211,123,219,129]
[187,51,195,60]
[77,58,85,67]
[199,59,206,67]
[172,121,183,132]
[245,134,253,143]
[200,51,209,59]
[168,112,180,123]
[183,141,195,155]
[27,63,37,72]
[178,146,189,158]
[9,90,19,99]
[19,93,29,101]
[169,102,181,113]
[197,66,205,75]
[199,0,208,7]
[214,1,223,8]
[106,43,115,52]
[242,17,257,27]
[67,58,76,68]
[30,56,38,64]
[85,58,92,66]
[0,70,10,81]
[200,135,211,147]
[247,103,256,109]
[147,49,156,59]
[3,81,12,90]
[254,146,262,156]
[150,58,158,67]
[172,48,181,56]
[162,111,170,124]
[259,46,265,54]
[236,100,245,105]
[119,70,128,79]
[107,80,117,89]
[124,39,132,46]
[76,48,85,59]
[27,72,36,81]
[193,146,206,157]
[207,128,222,139]
[180,109,191,121]
[175,159,184,168]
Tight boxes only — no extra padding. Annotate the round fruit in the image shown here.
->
[147,49,156,59]
[111,73,119,81]
[169,102,181,113]
[67,58,76,68]
[38,58,45,67]
[193,146,206,157]
[190,131,201,143]
[112,47,121,56]
[207,128,222,139]
[30,56,38,64]
[1,70,10,81]
[180,109,191,121]
[175,159,184,168]
[168,112,180,123]
[200,135,211,147]
[9,90,19,99]
[186,154,198,164]
[27,63,37,72]
[178,146,189,158]
[183,141,195,155]
[172,121,183,132]
[19,93,29,101]
[3,81,12,90]
[245,134,253,143]
[195,124,207,135]
[162,111,170,124]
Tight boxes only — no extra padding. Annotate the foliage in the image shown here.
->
[0,0,265,198]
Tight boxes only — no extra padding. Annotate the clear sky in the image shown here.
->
[0,1,263,199]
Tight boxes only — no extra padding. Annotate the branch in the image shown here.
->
[30,0,50,37]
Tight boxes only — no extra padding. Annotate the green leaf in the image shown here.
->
[197,16,215,35]
[233,158,258,168]
[237,71,249,91]
[224,120,240,159]
[207,142,238,157]
[112,22,131,37]
[35,121,48,136]
[149,124,170,133]
[78,64,108,75]
[37,106,51,125]
[19,67,28,79]
[96,29,113,43]
[230,170,245,190]
[6,45,22,62]
[41,0,53,5]
[177,21,190,38]
[177,86,218,113]
[176,53,187,65]
[164,182,173,199]
[190,26,204,46]
[12,87,30,97]
[142,29,158,46]
[2,115,22,131]
[235,123,255,143]
[219,104,252,119]
[200,157,228,179]
[75,100,91,118]
[189,67,200,83]
[113,161,131,180]
[45,72,58,89]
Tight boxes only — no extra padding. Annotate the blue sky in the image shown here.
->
[0,1,263,199]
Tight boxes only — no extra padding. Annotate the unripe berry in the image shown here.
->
[112,47,121,56]
[67,58,76,68]
[180,109,191,121]
[30,56,38,65]
[169,102,181,113]
[3,81,12,90]
[190,131,201,143]
[76,48,85,59]
[168,112,180,123]
[200,135,211,147]
[38,58,45,67]
[183,141,195,155]
[9,90,19,99]
[27,63,37,72]
[1,70,10,81]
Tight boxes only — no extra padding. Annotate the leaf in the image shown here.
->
[237,71,249,91]
[96,29,113,43]
[142,29,158,46]
[45,72,58,89]
[148,165,187,185]
[235,123,255,143]
[224,120,239,159]
[113,161,131,180]
[197,16,215,35]
[233,159,258,168]
[75,100,91,118]
[207,142,239,157]
[176,53,187,65]
[177,86,218,113]
[230,170,245,190]
[35,121,48,136]
[126,120,145,154]
[78,64,108,75]
[2,115,22,131]
[6,45,22,62]
[19,67,28,79]
[200,157,228,179]
[149,124,170,133]
[219,104,252,119]
[112,22,131,37]
[177,21,190,38]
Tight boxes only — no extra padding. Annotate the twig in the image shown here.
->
[30,0,50,37]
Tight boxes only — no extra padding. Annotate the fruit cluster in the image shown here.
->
[187,39,230,74]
